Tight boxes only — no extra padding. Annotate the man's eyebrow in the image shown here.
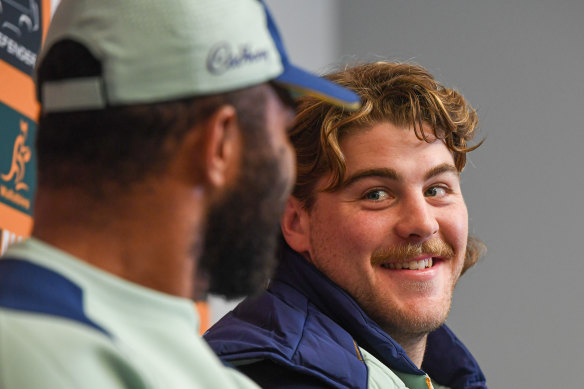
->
[342,168,401,188]
[341,164,459,188]
[424,163,459,180]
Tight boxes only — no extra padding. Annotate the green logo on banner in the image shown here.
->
[0,103,36,214]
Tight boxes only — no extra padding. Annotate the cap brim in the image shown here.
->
[275,64,361,111]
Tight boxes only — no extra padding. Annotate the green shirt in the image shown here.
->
[0,238,259,389]
[360,347,450,389]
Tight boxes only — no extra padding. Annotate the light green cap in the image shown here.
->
[38,0,283,112]
[36,0,361,113]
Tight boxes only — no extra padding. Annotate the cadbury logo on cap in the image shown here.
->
[206,42,269,75]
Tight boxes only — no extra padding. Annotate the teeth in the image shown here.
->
[382,258,433,270]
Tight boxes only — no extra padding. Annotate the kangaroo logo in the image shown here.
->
[2,120,31,191]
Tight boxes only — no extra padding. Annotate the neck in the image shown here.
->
[32,181,206,298]
[390,332,428,368]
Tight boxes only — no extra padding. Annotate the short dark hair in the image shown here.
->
[36,40,272,198]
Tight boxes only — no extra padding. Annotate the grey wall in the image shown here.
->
[268,0,584,387]
[265,0,340,73]
[338,1,583,387]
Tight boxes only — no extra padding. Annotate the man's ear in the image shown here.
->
[281,196,311,254]
[201,105,241,189]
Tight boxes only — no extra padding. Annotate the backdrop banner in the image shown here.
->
[0,0,52,255]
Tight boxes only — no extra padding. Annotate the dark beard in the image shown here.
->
[198,136,290,299]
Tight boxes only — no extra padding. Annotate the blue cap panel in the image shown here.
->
[259,0,361,110]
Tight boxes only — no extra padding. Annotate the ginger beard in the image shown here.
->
[367,239,463,338]
[310,233,466,340]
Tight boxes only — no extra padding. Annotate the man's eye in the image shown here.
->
[364,190,389,201]
[425,186,447,197]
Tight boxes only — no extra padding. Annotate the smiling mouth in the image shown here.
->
[381,258,436,270]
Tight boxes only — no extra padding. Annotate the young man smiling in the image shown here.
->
[205,62,487,389]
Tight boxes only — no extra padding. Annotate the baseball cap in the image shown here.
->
[36,0,360,113]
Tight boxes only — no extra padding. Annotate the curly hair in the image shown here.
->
[289,61,485,274]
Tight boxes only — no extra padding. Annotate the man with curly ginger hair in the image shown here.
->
[205,62,487,389]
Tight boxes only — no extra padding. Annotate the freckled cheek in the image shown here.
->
[438,207,468,255]
[313,209,376,259]
[334,213,388,259]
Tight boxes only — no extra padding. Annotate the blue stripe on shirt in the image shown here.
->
[0,258,110,336]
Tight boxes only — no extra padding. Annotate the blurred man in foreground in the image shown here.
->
[0,0,359,388]
[205,62,487,389]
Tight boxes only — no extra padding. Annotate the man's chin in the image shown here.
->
[368,297,452,339]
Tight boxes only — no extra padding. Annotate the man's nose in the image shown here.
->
[394,193,439,241]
